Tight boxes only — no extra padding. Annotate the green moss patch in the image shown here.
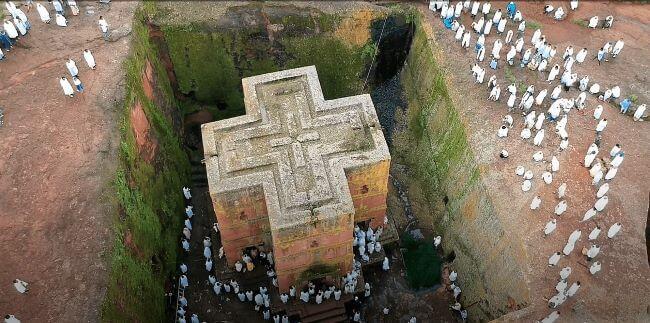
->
[402,235,442,289]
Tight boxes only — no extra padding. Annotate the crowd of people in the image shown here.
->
[429,0,645,322]
[175,182,395,322]
[1,1,112,99]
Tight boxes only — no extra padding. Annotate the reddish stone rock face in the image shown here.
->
[202,66,390,291]
[130,100,158,163]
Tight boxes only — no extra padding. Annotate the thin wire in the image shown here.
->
[363,16,389,90]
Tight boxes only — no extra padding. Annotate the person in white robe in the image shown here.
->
[515,166,525,176]
[554,200,567,215]
[507,93,516,109]
[55,13,66,27]
[556,183,566,199]
[497,18,506,34]
[604,15,614,28]
[13,18,26,36]
[589,83,600,95]
[461,31,471,49]
[13,279,28,293]
[524,170,534,180]
[590,162,602,178]
[537,59,548,72]
[587,244,600,260]
[471,1,480,17]
[522,180,531,192]
[584,151,597,168]
[497,125,508,138]
[611,153,624,168]
[588,16,598,28]
[514,10,523,21]
[593,104,604,119]
[574,48,587,64]
[530,196,541,210]
[588,226,602,241]
[535,89,547,106]
[205,258,213,272]
[515,37,524,53]
[451,20,459,32]
[506,45,516,65]
[180,274,189,288]
[35,3,51,23]
[59,76,74,97]
[505,29,513,44]
[541,311,560,323]
[544,4,554,15]
[633,104,646,121]
[531,28,541,44]
[607,222,621,238]
[563,241,575,256]
[560,267,571,280]
[548,252,561,266]
[602,88,613,102]
[549,85,561,100]
[568,230,581,245]
[592,169,603,185]
[550,156,559,172]
[5,1,17,17]
[533,151,544,162]
[589,261,601,275]
[559,139,568,150]
[434,235,442,248]
[382,257,390,271]
[484,20,493,35]
[182,227,191,240]
[566,281,580,297]
[455,24,465,41]
[65,58,79,77]
[581,208,597,223]
[544,219,557,236]
[3,20,18,40]
[519,128,531,140]
[611,85,620,99]
[556,280,567,293]
[542,171,553,184]
[482,1,491,15]
[477,45,485,61]
[454,2,463,17]
[595,118,607,133]
[82,49,96,69]
[533,129,544,146]
[546,65,560,82]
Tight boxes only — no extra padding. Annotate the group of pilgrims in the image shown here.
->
[176,186,395,323]
[2,1,111,98]
[429,0,643,322]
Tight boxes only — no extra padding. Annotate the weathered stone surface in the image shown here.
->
[202,66,390,291]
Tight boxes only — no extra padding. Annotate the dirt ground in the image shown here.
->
[0,1,137,321]
[417,1,650,322]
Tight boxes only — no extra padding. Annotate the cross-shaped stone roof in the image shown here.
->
[202,66,389,231]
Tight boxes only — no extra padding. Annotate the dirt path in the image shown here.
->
[417,1,649,322]
[0,1,137,321]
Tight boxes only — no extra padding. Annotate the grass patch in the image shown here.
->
[102,4,190,322]
[527,20,542,30]
[402,234,442,289]
[572,18,588,28]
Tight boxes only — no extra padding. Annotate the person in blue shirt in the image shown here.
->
[594,48,605,65]
[507,2,516,19]
[0,31,12,51]
[619,98,632,114]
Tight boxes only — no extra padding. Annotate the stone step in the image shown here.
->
[301,306,346,323]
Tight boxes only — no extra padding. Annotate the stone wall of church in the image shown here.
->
[212,186,272,267]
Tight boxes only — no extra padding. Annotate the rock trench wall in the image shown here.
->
[394,19,531,319]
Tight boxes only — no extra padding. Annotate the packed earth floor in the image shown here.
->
[418,1,649,322]
[1,1,649,322]
[0,1,138,322]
